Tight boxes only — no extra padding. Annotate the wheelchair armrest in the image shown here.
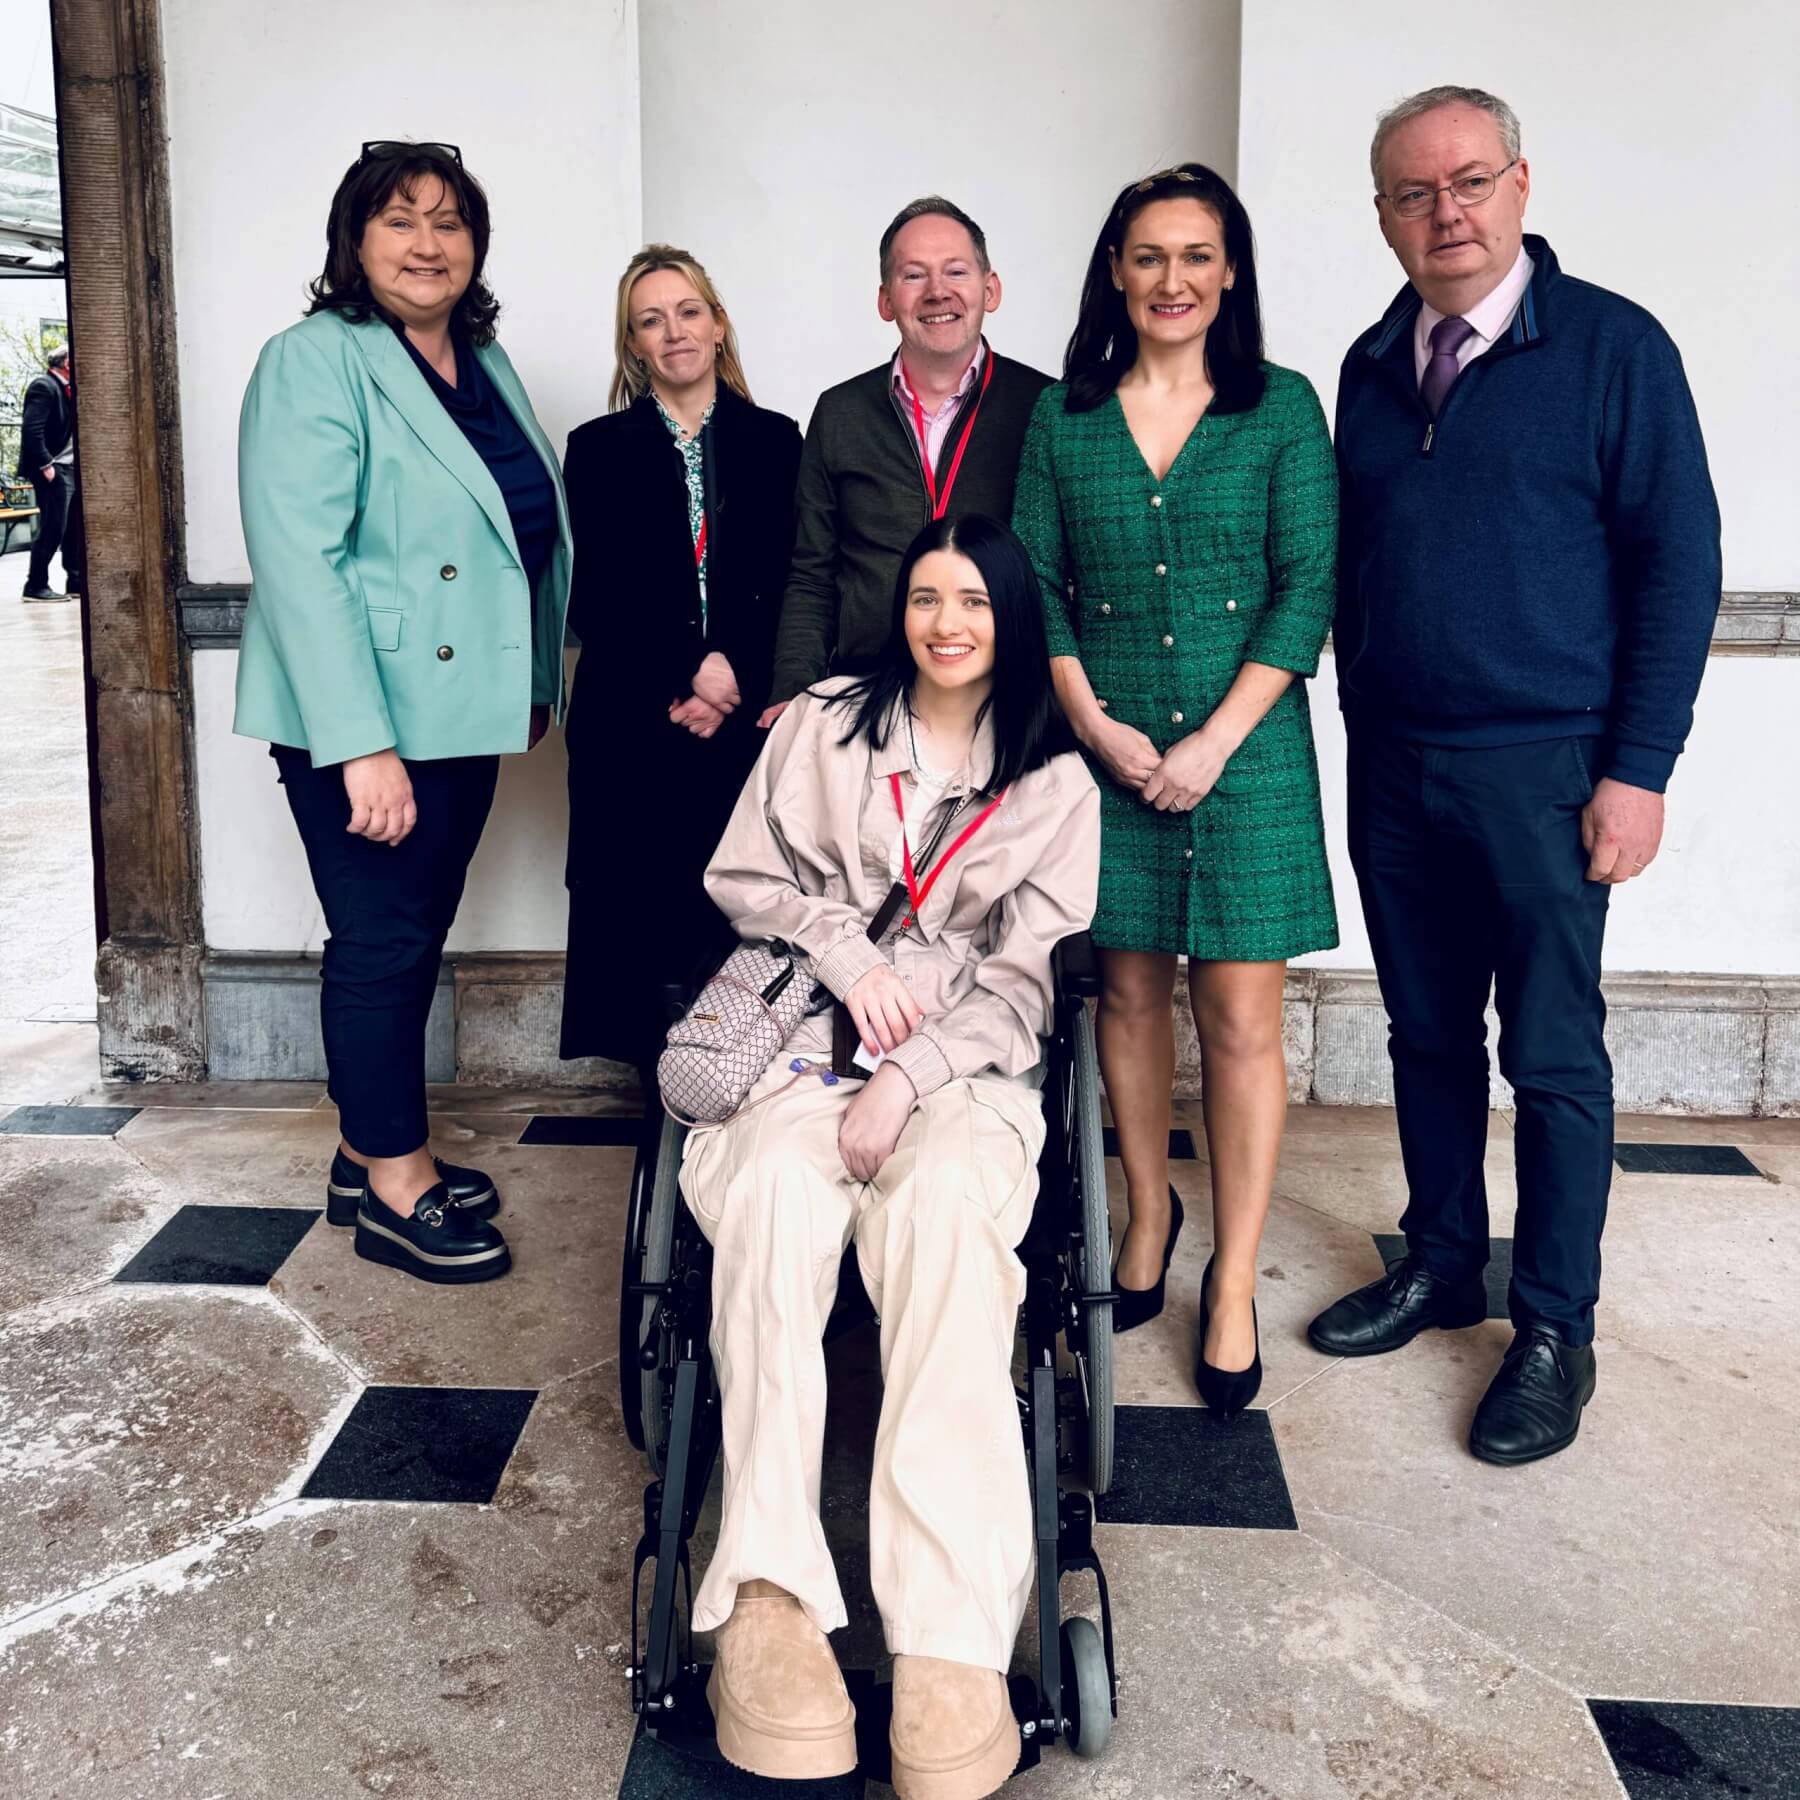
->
[1053,931,1101,999]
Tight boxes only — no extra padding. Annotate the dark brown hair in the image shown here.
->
[1063,162,1265,416]
[306,144,501,345]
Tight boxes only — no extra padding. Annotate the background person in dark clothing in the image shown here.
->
[558,246,802,1082]
[16,344,75,601]
[1308,87,1721,1467]
[758,196,1051,725]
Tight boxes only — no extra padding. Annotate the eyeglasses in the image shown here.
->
[359,141,463,166]
[1378,161,1518,219]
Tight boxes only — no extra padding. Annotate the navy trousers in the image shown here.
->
[275,746,499,1157]
[1347,734,1613,1345]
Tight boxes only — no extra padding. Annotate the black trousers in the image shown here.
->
[25,470,68,591]
[275,746,499,1156]
[1347,734,1613,1346]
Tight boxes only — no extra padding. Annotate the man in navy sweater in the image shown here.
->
[1308,86,1720,1466]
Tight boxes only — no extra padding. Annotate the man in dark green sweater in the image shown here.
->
[759,196,1051,724]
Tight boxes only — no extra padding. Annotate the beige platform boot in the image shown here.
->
[705,1580,858,1779]
[888,1654,1020,1800]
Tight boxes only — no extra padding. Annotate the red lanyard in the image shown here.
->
[693,513,707,570]
[908,348,995,520]
[890,771,1007,930]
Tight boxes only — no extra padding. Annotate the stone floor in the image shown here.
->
[2,1071,1797,1800]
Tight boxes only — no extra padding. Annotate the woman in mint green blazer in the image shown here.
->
[235,142,570,1289]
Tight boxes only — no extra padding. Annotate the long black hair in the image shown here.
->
[306,143,501,345]
[825,514,1075,795]
[1062,162,1265,415]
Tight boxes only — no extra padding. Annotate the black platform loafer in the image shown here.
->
[1196,1255,1262,1416]
[1469,1326,1596,1466]
[353,1182,511,1284]
[327,1149,499,1227]
[1306,1253,1487,1357]
[1112,1188,1185,1334]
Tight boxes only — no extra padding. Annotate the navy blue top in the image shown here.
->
[1333,236,1721,794]
[402,328,559,593]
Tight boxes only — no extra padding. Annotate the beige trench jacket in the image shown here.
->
[704,680,1101,1096]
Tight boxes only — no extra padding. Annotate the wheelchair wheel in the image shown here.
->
[627,1111,688,1474]
[1060,1615,1113,1760]
[1070,1004,1115,1494]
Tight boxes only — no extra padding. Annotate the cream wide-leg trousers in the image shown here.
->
[678,1056,1047,1672]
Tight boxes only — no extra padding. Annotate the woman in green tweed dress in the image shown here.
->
[1013,164,1337,1412]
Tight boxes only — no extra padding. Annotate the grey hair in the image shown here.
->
[1370,85,1522,189]
[45,344,69,370]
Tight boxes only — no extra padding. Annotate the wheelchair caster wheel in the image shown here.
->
[1059,1616,1112,1760]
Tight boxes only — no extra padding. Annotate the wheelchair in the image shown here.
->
[618,934,1119,1777]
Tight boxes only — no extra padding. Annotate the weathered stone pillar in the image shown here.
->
[53,0,205,1079]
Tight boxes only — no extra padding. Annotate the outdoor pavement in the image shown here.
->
[3,562,1797,1797]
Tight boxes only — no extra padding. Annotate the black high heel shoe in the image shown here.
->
[1112,1188,1185,1334]
[1196,1255,1263,1415]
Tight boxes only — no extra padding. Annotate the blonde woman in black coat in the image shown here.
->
[559,246,802,1085]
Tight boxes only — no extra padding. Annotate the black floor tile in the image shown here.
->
[1612,1142,1763,1177]
[301,1385,536,1504]
[1373,1233,1512,1319]
[2,1103,141,1137]
[1096,1403,1296,1530]
[518,1113,645,1147]
[1102,1127,1197,1161]
[113,1204,318,1285]
[1588,1698,1800,1798]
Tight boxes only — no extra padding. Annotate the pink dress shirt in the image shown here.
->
[1413,245,1536,385]
[892,340,986,471]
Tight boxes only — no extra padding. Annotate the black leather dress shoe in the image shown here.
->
[1112,1189,1184,1334]
[353,1183,511,1284]
[327,1149,499,1227]
[1196,1255,1262,1415]
[1306,1253,1487,1357]
[1469,1326,1596,1466]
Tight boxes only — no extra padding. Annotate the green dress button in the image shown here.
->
[437,645,454,661]
[440,564,458,580]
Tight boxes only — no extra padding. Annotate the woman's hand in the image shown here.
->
[669,695,727,738]
[1142,730,1229,812]
[691,652,741,714]
[845,963,924,1056]
[342,749,416,845]
[838,1062,917,1182]
[1083,714,1163,795]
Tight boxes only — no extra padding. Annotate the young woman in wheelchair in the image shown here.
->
[679,512,1100,1797]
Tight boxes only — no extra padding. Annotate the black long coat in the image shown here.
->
[559,386,802,1067]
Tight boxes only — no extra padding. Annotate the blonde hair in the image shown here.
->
[609,244,754,412]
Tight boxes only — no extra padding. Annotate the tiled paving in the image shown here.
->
[2,1067,1798,1797]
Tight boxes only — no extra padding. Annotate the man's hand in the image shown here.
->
[1142,730,1229,813]
[1082,714,1162,794]
[527,704,550,749]
[691,652,741,714]
[845,963,924,1056]
[757,699,792,731]
[669,695,727,738]
[1582,776,1664,884]
[838,1062,917,1182]
[41,465,56,483]
[342,749,416,845]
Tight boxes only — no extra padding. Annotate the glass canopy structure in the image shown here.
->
[0,103,63,276]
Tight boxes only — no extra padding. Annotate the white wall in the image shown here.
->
[1240,0,1800,590]
[1302,658,1800,975]
[163,0,642,951]
[639,0,1242,430]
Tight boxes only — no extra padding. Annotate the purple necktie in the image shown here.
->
[1420,314,1475,417]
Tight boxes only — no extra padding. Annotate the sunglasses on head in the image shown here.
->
[359,140,463,166]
